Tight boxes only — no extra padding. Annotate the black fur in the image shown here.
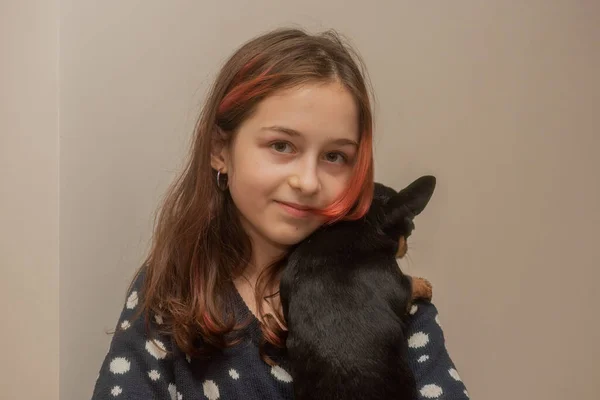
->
[280,175,436,400]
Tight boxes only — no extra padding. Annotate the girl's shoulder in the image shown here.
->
[91,267,177,399]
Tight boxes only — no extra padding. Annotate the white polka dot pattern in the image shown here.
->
[420,383,443,398]
[148,370,160,381]
[111,386,122,396]
[271,366,293,383]
[145,339,167,360]
[203,380,220,399]
[418,355,430,363]
[109,357,130,374]
[408,331,429,348]
[449,368,461,381]
[126,291,138,309]
[168,383,182,400]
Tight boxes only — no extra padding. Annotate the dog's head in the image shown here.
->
[373,175,436,258]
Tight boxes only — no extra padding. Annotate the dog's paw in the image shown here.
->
[412,277,433,301]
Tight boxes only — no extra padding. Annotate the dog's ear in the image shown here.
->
[389,175,436,217]
[373,182,398,203]
[381,175,436,238]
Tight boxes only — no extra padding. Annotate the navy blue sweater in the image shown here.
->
[92,271,469,399]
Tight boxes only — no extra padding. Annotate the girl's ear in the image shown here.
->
[210,126,230,173]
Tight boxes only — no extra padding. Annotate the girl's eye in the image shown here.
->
[324,152,348,164]
[270,141,294,153]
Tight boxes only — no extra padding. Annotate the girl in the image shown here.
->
[92,27,468,399]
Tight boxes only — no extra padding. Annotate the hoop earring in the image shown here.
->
[216,170,229,191]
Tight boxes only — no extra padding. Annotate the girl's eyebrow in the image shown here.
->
[261,125,358,147]
[261,125,302,137]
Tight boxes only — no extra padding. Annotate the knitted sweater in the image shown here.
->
[92,270,469,399]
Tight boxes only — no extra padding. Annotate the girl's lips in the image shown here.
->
[276,201,314,218]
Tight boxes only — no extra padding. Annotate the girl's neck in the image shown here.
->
[243,244,284,284]
[239,220,288,283]
[234,235,286,325]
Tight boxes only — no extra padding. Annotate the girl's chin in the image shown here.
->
[268,226,317,247]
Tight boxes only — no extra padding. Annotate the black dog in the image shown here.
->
[280,175,436,400]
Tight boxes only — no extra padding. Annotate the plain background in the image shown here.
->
[2,1,599,399]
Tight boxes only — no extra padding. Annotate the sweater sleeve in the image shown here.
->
[91,271,175,400]
[406,300,470,400]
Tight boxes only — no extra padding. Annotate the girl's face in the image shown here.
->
[212,81,360,255]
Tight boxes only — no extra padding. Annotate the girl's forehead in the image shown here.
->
[246,82,360,142]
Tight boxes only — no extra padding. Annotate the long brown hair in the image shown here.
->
[137,27,375,361]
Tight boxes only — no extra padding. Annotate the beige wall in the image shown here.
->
[0,1,60,399]
[2,1,598,399]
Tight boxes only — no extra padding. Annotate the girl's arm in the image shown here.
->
[406,299,471,400]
